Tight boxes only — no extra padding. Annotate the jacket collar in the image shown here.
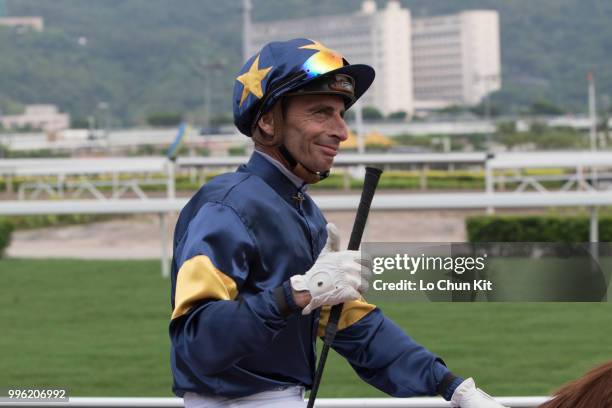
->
[254,150,305,188]
[239,153,308,208]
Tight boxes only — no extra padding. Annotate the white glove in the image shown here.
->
[290,223,370,315]
[321,222,341,254]
[451,378,508,408]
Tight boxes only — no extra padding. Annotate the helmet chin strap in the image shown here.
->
[277,144,330,184]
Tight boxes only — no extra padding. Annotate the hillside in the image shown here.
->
[1,0,611,126]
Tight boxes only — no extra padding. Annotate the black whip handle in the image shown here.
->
[307,166,382,408]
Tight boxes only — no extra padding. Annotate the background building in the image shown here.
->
[249,0,413,116]
[248,1,501,116]
[1,105,70,131]
[412,10,501,109]
[0,17,44,32]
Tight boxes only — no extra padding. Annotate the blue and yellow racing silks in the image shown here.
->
[169,152,463,400]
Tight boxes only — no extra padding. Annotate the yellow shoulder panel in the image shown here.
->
[171,255,238,320]
[317,298,376,337]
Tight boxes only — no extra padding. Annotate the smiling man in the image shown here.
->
[169,38,507,408]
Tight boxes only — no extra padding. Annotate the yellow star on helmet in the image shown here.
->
[299,40,342,59]
[299,40,344,72]
[236,54,272,107]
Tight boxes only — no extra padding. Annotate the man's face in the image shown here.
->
[281,94,349,173]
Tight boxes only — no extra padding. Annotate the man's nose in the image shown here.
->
[331,113,349,141]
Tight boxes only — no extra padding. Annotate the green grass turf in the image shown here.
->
[1,258,611,398]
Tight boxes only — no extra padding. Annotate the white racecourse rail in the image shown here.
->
[1,191,612,277]
[4,191,612,215]
[176,153,487,168]
[0,157,175,200]
[0,396,551,407]
[1,151,609,172]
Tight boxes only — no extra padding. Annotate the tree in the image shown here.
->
[469,102,501,117]
[438,105,467,115]
[70,117,90,128]
[529,100,565,115]
[362,106,383,120]
[530,122,549,134]
[388,111,407,120]
[496,121,516,134]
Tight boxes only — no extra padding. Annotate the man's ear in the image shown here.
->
[257,109,275,136]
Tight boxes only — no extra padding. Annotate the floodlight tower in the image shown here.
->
[197,60,225,128]
[242,0,251,62]
[588,72,598,243]
[588,72,597,153]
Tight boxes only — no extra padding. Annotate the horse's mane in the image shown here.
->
[538,360,612,408]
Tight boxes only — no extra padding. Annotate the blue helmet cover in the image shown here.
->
[233,38,375,136]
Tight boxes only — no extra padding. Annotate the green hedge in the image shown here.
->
[466,215,612,242]
[0,219,14,258]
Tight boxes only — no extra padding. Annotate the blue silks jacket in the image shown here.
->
[169,153,462,399]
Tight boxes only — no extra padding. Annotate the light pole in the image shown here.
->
[588,72,597,153]
[196,61,225,129]
[243,0,252,62]
[601,94,610,148]
[97,101,110,151]
[587,71,598,243]
[474,74,499,152]
[354,101,364,155]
